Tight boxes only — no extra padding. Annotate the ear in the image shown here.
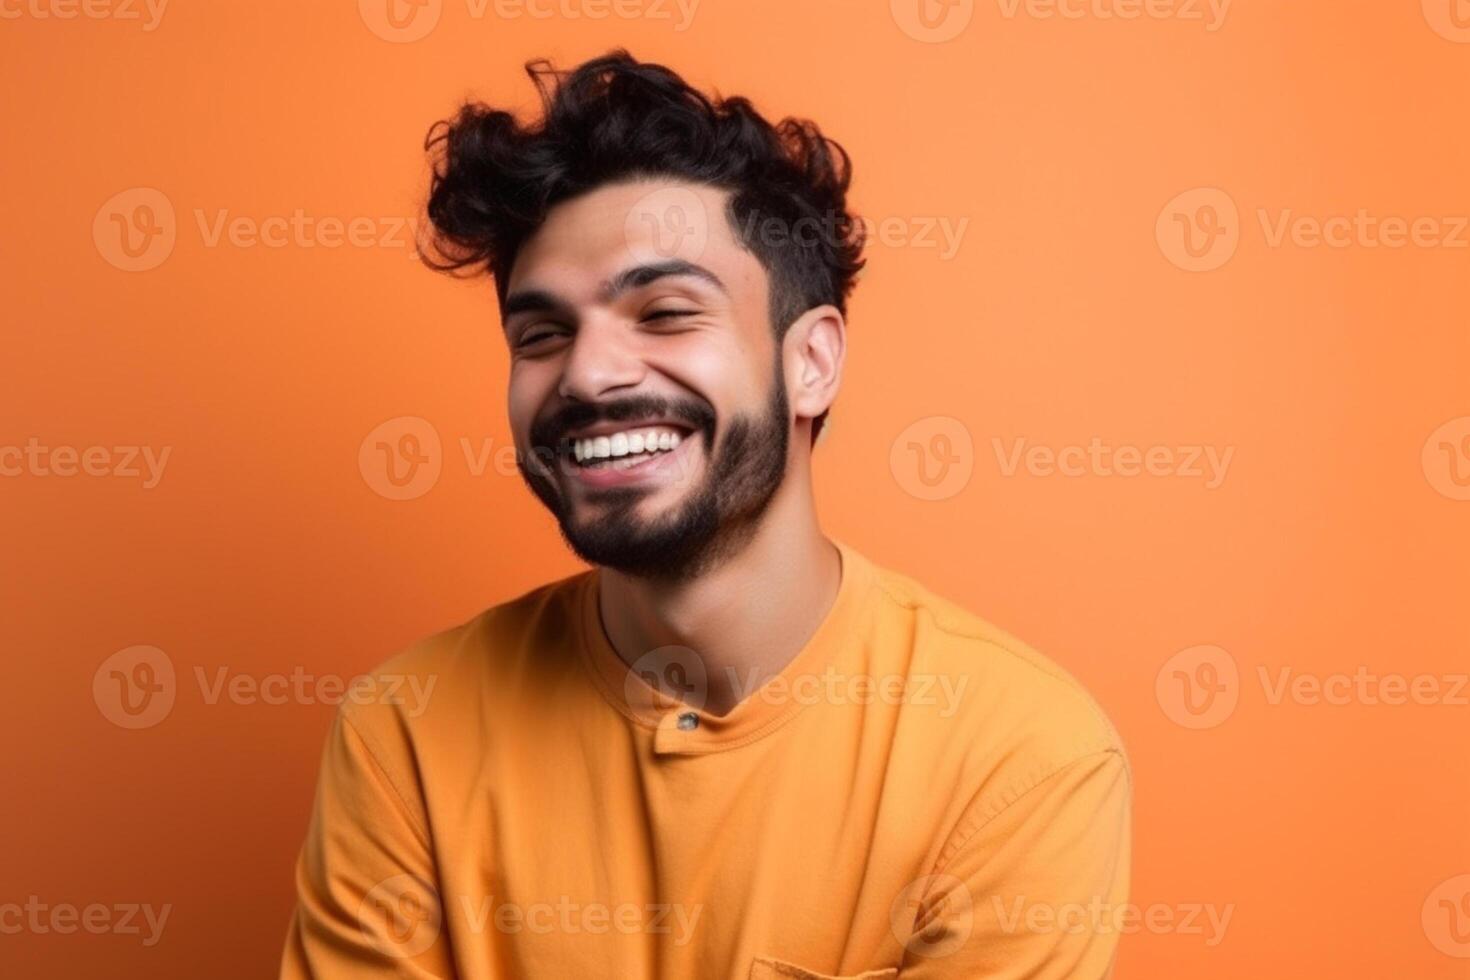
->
[782,304,846,429]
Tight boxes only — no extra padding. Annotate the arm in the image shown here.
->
[280,705,455,979]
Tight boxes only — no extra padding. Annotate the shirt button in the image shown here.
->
[676,712,699,731]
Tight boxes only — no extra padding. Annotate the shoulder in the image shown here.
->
[335,569,591,746]
[862,555,1129,807]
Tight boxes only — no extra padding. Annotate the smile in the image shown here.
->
[567,425,688,469]
[558,423,699,490]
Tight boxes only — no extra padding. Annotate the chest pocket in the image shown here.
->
[748,956,899,980]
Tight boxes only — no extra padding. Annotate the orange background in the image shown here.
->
[3,1,1468,976]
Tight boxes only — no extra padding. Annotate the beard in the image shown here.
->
[518,366,791,582]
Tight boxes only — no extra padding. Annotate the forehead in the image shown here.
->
[505,179,763,304]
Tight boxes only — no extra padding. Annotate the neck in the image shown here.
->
[597,467,841,716]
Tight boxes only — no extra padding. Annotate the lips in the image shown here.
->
[528,396,715,490]
[564,427,698,490]
[554,412,700,467]
[566,424,688,467]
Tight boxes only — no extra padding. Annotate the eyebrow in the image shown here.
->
[500,259,728,323]
[601,259,728,302]
[499,288,565,321]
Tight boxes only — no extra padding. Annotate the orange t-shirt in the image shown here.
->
[280,541,1130,979]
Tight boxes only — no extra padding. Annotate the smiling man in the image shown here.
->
[281,51,1130,980]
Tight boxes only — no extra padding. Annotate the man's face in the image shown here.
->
[503,179,791,579]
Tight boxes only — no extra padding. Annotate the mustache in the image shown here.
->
[529,395,717,457]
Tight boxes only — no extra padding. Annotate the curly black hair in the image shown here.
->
[421,49,865,442]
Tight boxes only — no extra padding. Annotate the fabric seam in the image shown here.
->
[339,707,432,849]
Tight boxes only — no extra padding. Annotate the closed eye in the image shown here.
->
[642,309,699,324]
[515,325,570,349]
[511,332,567,354]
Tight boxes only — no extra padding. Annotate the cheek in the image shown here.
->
[507,362,556,443]
[648,333,770,408]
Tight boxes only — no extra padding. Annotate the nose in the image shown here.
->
[557,316,646,402]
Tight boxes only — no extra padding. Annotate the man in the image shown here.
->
[281,50,1130,979]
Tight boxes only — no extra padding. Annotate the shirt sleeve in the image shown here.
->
[279,705,456,979]
[894,748,1132,980]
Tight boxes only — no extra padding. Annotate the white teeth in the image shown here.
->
[571,426,689,466]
